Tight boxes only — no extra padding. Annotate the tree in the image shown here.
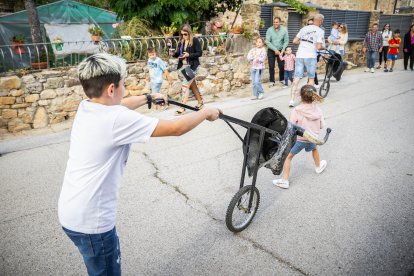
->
[107,0,243,29]
[24,0,43,44]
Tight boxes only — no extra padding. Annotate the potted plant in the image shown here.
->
[11,35,26,54]
[260,18,265,29]
[192,26,202,37]
[88,25,104,44]
[31,49,49,70]
[160,25,177,37]
[232,25,243,34]
[52,36,64,51]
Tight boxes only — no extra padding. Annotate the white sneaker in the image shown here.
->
[364,68,369,72]
[251,96,258,100]
[258,93,264,100]
[314,84,320,89]
[282,85,288,89]
[289,100,294,107]
[370,68,375,73]
[272,179,289,189]
[315,160,327,174]
[268,82,275,88]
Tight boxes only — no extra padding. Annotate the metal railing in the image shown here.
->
[0,35,235,73]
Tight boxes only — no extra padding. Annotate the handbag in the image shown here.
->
[181,66,196,81]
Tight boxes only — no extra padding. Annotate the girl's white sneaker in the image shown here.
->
[315,160,327,174]
[272,179,289,189]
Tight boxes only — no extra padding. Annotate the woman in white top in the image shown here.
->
[378,23,392,69]
[329,23,348,56]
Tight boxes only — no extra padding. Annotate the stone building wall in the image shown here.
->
[0,46,255,135]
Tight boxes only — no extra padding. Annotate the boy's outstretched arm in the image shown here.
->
[121,93,165,110]
[152,107,221,137]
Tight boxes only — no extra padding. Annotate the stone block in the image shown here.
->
[125,77,137,86]
[33,107,48,129]
[40,70,63,78]
[196,67,209,81]
[12,103,30,108]
[0,97,15,105]
[67,68,78,78]
[19,110,34,124]
[25,82,43,93]
[50,112,67,124]
[38,100,49,106]
[25,94,39,103]
[2,109,17,119]
[44,77,64,89]
[0,76,21,90]
[56,87,71,96]
[22,75,36,84]
[64,78,80,87]
[40,89,57,99]
[10,89,24,96]
[8,118,31,133]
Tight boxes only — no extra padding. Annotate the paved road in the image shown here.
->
[1,65,413,275]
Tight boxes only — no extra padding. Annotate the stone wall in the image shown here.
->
[0,45,255,135]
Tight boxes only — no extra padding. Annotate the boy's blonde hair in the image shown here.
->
[78,53,127,98]
[300,85,323,103]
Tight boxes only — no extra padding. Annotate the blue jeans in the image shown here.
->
[284,70,294,86]
[294,58,317,78]
[151,82,162,93]
[251,69,264,97]
[290,141,316,155]
[63,227,121,276]
[366,50,376,69]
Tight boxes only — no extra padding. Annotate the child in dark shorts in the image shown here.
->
[273,85,327,189]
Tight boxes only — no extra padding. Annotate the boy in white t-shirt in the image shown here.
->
[289,13,325,107]
[58,53,221,275]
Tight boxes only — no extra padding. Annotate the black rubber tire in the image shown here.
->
[319,79,330,98]
[225,185,260,232]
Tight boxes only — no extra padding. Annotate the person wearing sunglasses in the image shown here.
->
[378,23,392,69]
[173,24,204,115]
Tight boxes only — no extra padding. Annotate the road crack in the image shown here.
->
[142,152,309,274]
[142,152,222,222]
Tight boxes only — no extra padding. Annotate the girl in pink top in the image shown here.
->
[279,46,295,88]
[273,85,327,189]
[247,37,267,100]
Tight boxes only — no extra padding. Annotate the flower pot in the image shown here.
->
[232,28,242,34]
[12,42,25,54]
[91,35,101,44]
[31,61,48,69]
[54,43,63,51]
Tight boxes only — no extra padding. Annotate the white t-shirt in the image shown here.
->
[58,100,158,234]
[295,25,325,58]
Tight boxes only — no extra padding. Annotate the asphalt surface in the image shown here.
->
[1,64,413,275]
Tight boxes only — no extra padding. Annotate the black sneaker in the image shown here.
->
[384,69,388,72]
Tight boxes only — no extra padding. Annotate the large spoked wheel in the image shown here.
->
[319,78,330,98]
[225,185,260,232]
[319,66,332,98]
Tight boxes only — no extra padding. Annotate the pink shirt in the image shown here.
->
[290,102,325,142]
[279,53,295,71]
[247,47,267,69]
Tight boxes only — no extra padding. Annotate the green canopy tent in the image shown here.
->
[0,0,121,71]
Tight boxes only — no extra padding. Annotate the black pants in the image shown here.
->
[379,46,389,66]
[403,49,414,70]
[268,49,284,83]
